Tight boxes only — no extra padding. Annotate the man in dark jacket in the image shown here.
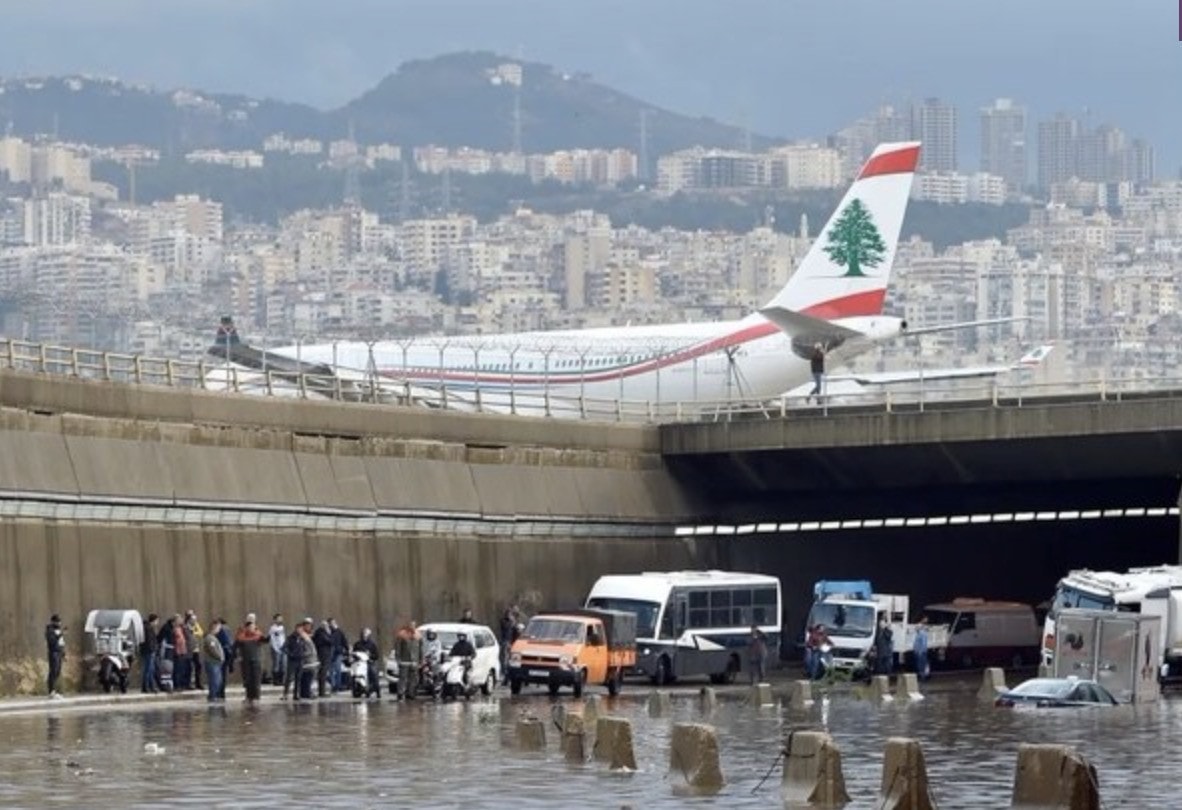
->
[328,619,348,693]
[234,613,267,703]
[140,614,160,693]
[313,621,334,697]
[352,628,380,698]
[215,619,233,699]
[45,614,66,697]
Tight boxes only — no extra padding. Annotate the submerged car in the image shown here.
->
[994,677,1118,708]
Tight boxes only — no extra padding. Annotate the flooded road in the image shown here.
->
[1,682,1176,808]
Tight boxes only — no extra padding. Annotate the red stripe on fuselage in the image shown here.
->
[801,288,886,320]
[858,145,920,180]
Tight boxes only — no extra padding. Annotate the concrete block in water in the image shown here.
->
[894,672,923,701]
[879,737,935,810]
[748,681,774,706]
[869,675,894,702]
[583,694,602,728]
[698,686,717,714]
[515,715,546,750]
[593,716,637,771]
[979,667,1008,701]
[561,711,587,762]
[783,730,850,808]
[1011,743,1100,810]
[789,679,814,709]
[669,722,724,793]
[648,690,671,717]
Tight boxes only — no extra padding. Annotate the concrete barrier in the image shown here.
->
[748,682,774,707]
[1011,743,1100,809]
[979,667,1008,701]
[593,716,637,771]
[698,686,717,714]
[789,679,815,709]
[669,723,724,793]
[583,694,602,728]
[783,730,850,808]
[879,737,936,810]
[561,711,587,762]
[648,690,672,717]
[516,715,546,750]
[869,675,895,702]
[894,672,923,701]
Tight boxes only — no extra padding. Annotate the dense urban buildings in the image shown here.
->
[0,86,1176,387]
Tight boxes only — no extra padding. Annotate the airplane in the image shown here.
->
[207,140,1020,417]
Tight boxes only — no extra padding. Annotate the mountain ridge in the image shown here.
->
[0,51,776,157]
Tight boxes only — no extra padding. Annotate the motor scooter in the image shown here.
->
[440,655,476,701]
[85,610,144,694]
[348,650,381,699]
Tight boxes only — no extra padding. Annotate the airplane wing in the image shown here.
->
[900,316,1027,337]
[829,344,1054,386]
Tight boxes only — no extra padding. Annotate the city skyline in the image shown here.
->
[0,0,1177,173]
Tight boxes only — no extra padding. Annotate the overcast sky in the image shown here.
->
[2,0,1178,171]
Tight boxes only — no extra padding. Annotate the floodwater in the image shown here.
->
[1,680,1176,809]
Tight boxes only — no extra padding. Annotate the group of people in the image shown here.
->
[800,614,932,681]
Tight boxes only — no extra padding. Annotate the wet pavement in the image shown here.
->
[0,675,1176,808]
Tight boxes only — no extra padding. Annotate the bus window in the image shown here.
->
[688,589,710,628]
[659,607,674,639]
[710,590,732,627]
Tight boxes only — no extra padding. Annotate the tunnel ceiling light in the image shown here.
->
[992,513,1014,523]
[949,515,970,525]
[1058,510,1081,520]
[1014,512,1035,522]
[840,520,862,529]
[820,521,841,530]
[674,526,695,536]
[905,517,926,527]
[1035,511,1057,520]
[884,517,905,527]
[716,525,736,535]
[799,522,820,531]
[736,524,756,534]
[756,523,777,533]
[1080,510,1102,519]
[969,514,991,524]
[779,522,800,532]
[693,526,715,535]
[1102,509,1124,518]
[927,516,948,526]
[863,519,885,528]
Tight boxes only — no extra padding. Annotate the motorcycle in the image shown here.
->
[440,655,476,701]
[85,609,144,695]
[348,650,380,699]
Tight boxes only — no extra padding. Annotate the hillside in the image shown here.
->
[0,52,771,155]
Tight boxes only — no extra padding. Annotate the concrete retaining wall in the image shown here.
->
[0,520,715,694]
[0,368,711,694]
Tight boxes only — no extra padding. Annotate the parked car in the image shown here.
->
[385,623,501,697]
[994,677,1119,708]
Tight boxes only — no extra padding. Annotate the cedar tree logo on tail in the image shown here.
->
[823,198,886,277]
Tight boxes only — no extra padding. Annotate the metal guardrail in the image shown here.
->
[1,337,1180,425]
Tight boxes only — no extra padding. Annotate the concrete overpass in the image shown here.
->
[661,390,1182,637]
[2,355,1181,692]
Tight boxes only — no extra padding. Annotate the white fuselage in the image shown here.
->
[270,313,906,413]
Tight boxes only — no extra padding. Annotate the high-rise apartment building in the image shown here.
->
[980,98,1027,193]
[911,98,958,172]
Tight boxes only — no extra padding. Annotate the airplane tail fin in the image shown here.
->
[761,141,920,321]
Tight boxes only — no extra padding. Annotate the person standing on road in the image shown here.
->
[747,625,768,685]
[499,606,518,683]
[234,613,267,703]
[45,614,66,697]
[313,621,334,697]
[873,615,894,676]
[328,618,348,692]
[913,616,930,681]
[215,618,233,699]
[140,614,160,693]
[200,618,226,702]
[394,621,421,700]
[298,619,319,700]
[268,614,287,687]
[185,611,204,691]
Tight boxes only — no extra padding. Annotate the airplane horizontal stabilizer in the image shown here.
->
[758,305,862,344]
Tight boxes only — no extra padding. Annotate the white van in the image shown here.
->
[923,599,1041,670]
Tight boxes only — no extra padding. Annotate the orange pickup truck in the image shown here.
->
[508,608,637,697]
